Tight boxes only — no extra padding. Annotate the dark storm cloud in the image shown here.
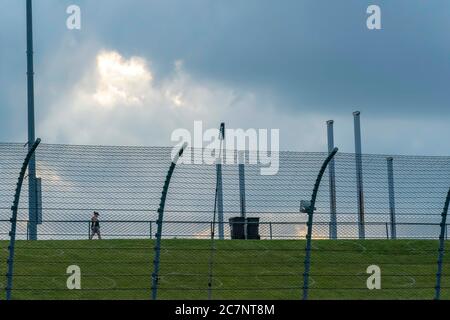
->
[77,0,450,116]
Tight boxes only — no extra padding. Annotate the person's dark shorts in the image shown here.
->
[91,226,100,234]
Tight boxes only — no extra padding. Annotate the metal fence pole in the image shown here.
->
[26,0,38,242]
[387,157,396,239]
[269,222,273,240]
[434,188,450,300]
[326,120,337,240]
[207,221,215,299]
[151,143,187,300]
[207,126,227,298]
[6,138,41,300]
[302,147,338,300]
[353,111,365,239]
[238,151,247,239]
[217,122,225,240]
[216,163,224,240]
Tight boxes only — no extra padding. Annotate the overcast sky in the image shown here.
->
[0,0,449,155]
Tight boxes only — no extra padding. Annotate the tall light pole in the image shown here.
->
[26,0,38,240]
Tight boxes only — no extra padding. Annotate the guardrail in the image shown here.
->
[0,219,448,240]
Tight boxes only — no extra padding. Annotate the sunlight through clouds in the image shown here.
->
[39,49,336,150]
[40,49,258,145]
[93,51,152,108]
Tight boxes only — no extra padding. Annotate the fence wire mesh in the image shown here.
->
[0,142,449,299]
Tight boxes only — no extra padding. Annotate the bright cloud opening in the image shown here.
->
[93,51,152,107]
[40,49,326,149]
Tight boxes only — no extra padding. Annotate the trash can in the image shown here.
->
[229,217,245,239]
[229,217,260,239]
[246,217,260,240]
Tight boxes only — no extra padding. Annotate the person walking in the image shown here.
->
[89,211,101,240]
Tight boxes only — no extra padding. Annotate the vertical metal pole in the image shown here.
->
[269,222,273,240]
[353,111,365,239]
[238,151,247,239]
[151,143,187,300]
[303,207,314,300]
[303,148,339,300]
[326,120,337,239]
[216,164,224,239]
[387,157,396,239]
[207,221,215,300]
[6,138,40,300]
[434,188,450,300]
[207,124,226,298]
[26,0,37,241]
[217,123,225,240]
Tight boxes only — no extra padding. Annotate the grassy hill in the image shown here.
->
[0,239,448,300]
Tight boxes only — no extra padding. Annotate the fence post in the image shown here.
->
[216,163,224,240]
[238,151,247,239]
[353,111,365,240]
[387,157,396,239]
[207,221,215,300]
[385,223,389,239]
[302,147,338,300]
[151,143,187,300]
[6,138,41,300]
[269,222,273,240]
[326,120,337,240]
[208,132,228,298]
[217,122,225,240]
[434,188,450,300]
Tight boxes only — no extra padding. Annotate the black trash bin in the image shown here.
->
[246,217,260,240]
[229,217,245,239]
[229,217,260,239]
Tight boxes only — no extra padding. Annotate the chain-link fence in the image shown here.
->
[0,142,449,299]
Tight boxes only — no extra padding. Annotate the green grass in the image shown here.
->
[0,239,448,300]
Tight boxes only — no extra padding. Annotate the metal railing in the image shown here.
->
[0,219,448,240]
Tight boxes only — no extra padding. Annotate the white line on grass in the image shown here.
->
[349,241,367,253]
[405,240,419,252]
[355,271,417,289]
